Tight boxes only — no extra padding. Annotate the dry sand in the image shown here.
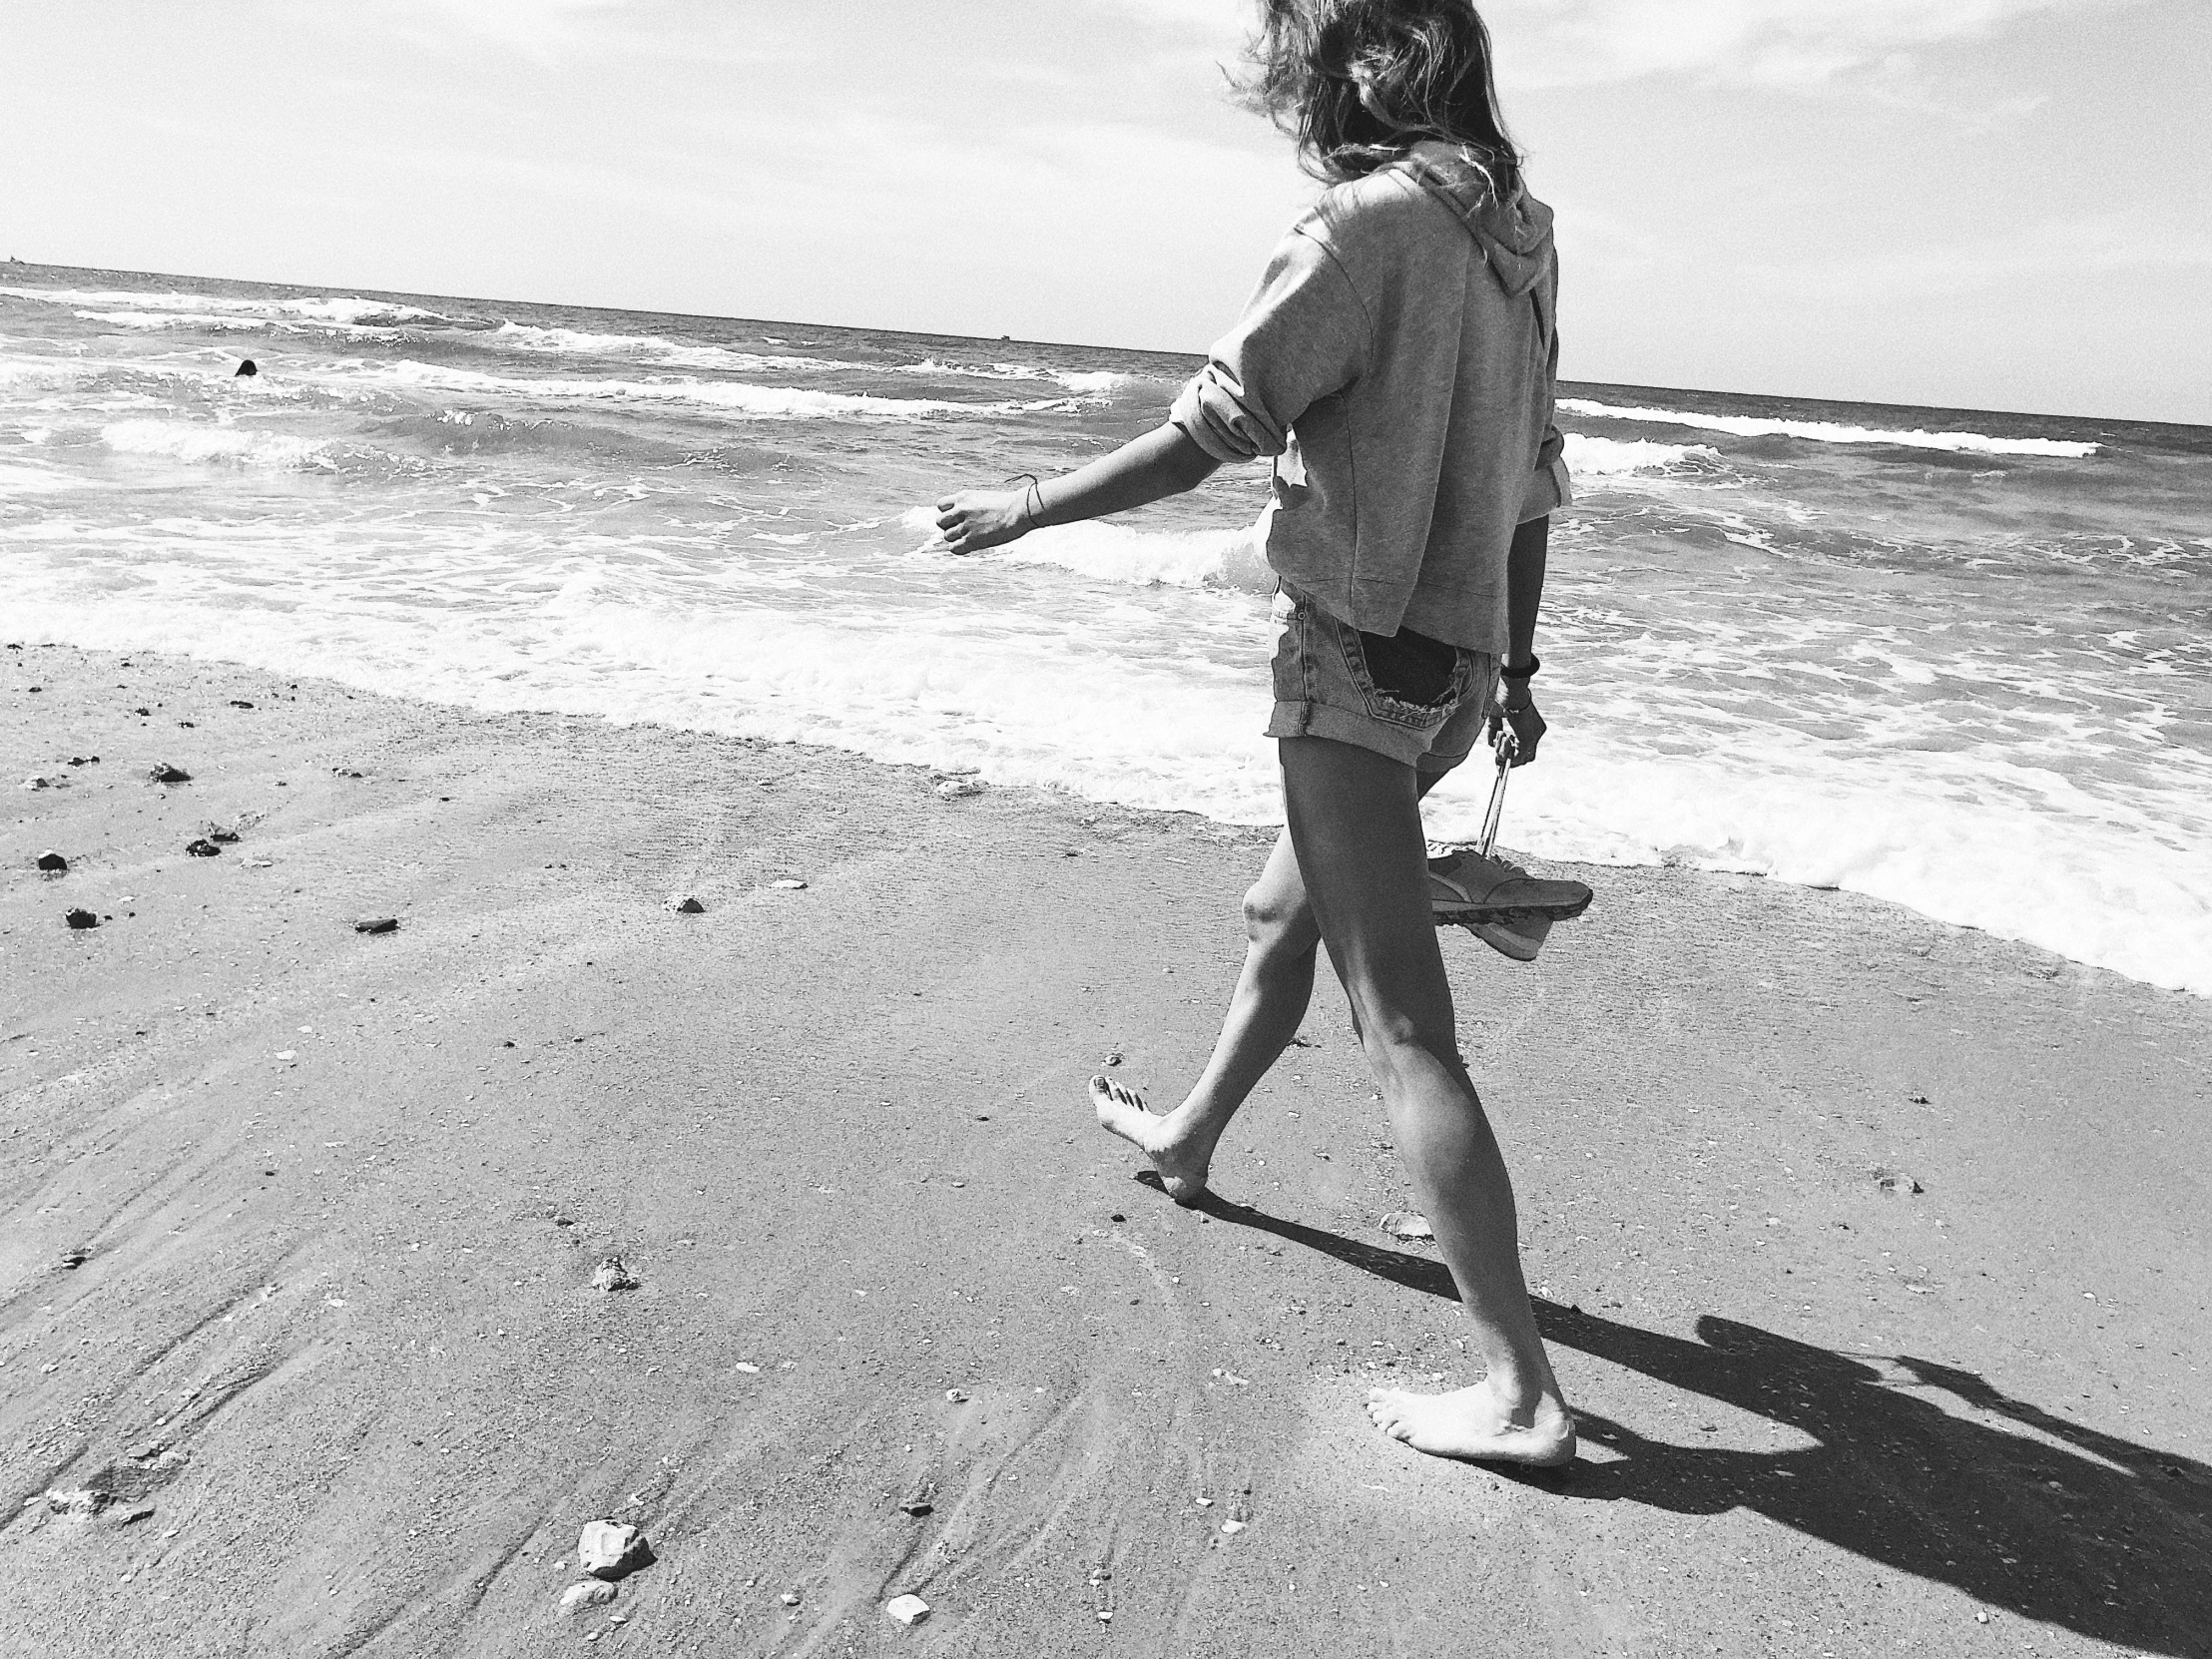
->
[4,640,2209,1658]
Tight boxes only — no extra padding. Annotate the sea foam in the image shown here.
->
[4,285,460,329]
[1560,397,2100,458]
[335,360,1087,419]
[1561,434,1722,477]
[102,419,331,466]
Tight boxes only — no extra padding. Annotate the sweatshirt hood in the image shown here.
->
[1401,140,1553,298]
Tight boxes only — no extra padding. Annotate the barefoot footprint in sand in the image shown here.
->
[1092,1072,1576,1467]
[1088,1076,1216,1207]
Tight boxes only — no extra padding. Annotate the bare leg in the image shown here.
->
[1089,771,1457,1202]
[1091,827,1320,1203]
[1276,735,1573,1467]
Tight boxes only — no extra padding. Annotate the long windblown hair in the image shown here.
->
[1236,0,1522,190]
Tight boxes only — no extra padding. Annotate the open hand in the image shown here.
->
[933,488,1029,555]
[1488,695,1547,767]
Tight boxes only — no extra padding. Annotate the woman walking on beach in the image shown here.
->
[936,0,1579,1467]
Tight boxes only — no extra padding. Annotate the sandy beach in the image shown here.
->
[4,639,2208,1657]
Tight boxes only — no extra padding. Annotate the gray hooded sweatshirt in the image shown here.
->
[1170,140,1568,652]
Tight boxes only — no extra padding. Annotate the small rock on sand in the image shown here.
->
[668,895,706,913]
[208,826,242,843]
[1381,1211,1434,1241]
[592,1257,640,1293]
[1874,1170,1925,1197]
[897,1477,936,1516]
[36,850,67,872]
[1221,1519,1247,1534]
[561,1579,619,1614]
[770,878,808,890]
[58,1246,91,1269]
[933,779,985,800]
[779,1590,802,1607]
[22,775,55,791]
[353,917,399,934]
[943,1388,970,1403]
[576,1519,651,1579]
[46,1489,105,1516]
[185,838,222,857]
[885,1594,931,1625]
[64,908,99,930]
[148,764,191,784]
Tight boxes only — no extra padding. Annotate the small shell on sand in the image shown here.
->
[592,1257,640,1293]
[561,1579,618,1614]
[576,1519,650,1579]
[1381,1211,1434,1241]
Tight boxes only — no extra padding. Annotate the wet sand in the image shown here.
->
[4,641,2209,1657]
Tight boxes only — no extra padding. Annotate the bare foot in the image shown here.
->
[1088,1076,1212,1206]
[1365,1379,1577,1467]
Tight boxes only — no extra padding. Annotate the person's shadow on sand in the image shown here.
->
[1148,1175,2212,1658]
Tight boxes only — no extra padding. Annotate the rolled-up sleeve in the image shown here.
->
[1518,423,1573,523]
[1170,227,1369,464]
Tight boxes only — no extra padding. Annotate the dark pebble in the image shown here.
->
[59,1246,91,1269]
[149,764,191,784]
[354,917,400,934]
[229,700,255,709]
[65,908,99,930]
[185,838,222,857]
[37,850,68,872]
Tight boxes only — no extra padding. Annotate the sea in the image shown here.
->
[4,266,2208,997]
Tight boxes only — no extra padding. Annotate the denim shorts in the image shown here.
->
[1266,585,1500,773]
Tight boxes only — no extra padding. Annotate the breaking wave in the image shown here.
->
[1559,398,2100,458]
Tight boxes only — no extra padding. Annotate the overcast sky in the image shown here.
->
[7,0,2208,421]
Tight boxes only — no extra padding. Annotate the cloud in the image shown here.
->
[1081,0,1249,38]
[1727,214,2212,303]
[1488,0,2133,91]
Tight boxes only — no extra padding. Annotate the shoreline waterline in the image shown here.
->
[6,265,2210,997]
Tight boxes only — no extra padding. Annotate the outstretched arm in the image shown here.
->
[934,423,1222,555]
